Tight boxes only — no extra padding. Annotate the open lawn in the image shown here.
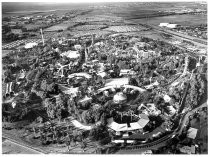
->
[72,24,108,31]
[45,23,74,32]
[70,30,111,38]
[130,14,207,26]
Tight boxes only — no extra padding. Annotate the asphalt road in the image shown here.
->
[2,133,46,154]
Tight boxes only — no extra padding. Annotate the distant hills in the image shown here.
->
[2,1,207,16]
[2,2,89,14]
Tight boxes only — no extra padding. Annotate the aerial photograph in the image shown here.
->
[1,0,208,154]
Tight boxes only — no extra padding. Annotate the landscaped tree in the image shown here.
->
[43,98,57,119]
[89,125,109,141]
[40,79,48,91]
[185,73,207,109]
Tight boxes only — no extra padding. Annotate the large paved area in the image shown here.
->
[2,138,41,154]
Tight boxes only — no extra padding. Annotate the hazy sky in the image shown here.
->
[2,0,206,13]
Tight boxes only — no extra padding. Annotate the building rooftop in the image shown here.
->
[187,127,198,139]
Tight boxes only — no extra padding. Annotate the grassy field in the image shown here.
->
[130,14,207,26]
[72,24,108,31]
[44,23,72,32]
[71,14,123,23]
[70,30,111,38]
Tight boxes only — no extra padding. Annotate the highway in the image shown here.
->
[150,24,207,45]
[134,22,207,48]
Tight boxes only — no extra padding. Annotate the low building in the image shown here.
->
[159,23,178,29]
[60,50,80,59]
[129,126,165,140]
[11,29,22,35]
[179,145,196,154]
[74,44,82,50]
[107,114,149,132]
[142,150,153,154]
[104,78,129,87]
[113,92,127,104]
[159,23,169,27]
[120,69,136,76]
[167,24,178,29]
[187,127,198,139]
[25,42,38,49]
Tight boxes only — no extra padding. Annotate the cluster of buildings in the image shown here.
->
[163,8,207,14]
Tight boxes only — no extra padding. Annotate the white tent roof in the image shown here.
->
[130,122,142,130]
[60,50,80,59]
[137,114,150,128]
[117,123,128,131]
[25,42,38,49]
[107,118,120,131]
